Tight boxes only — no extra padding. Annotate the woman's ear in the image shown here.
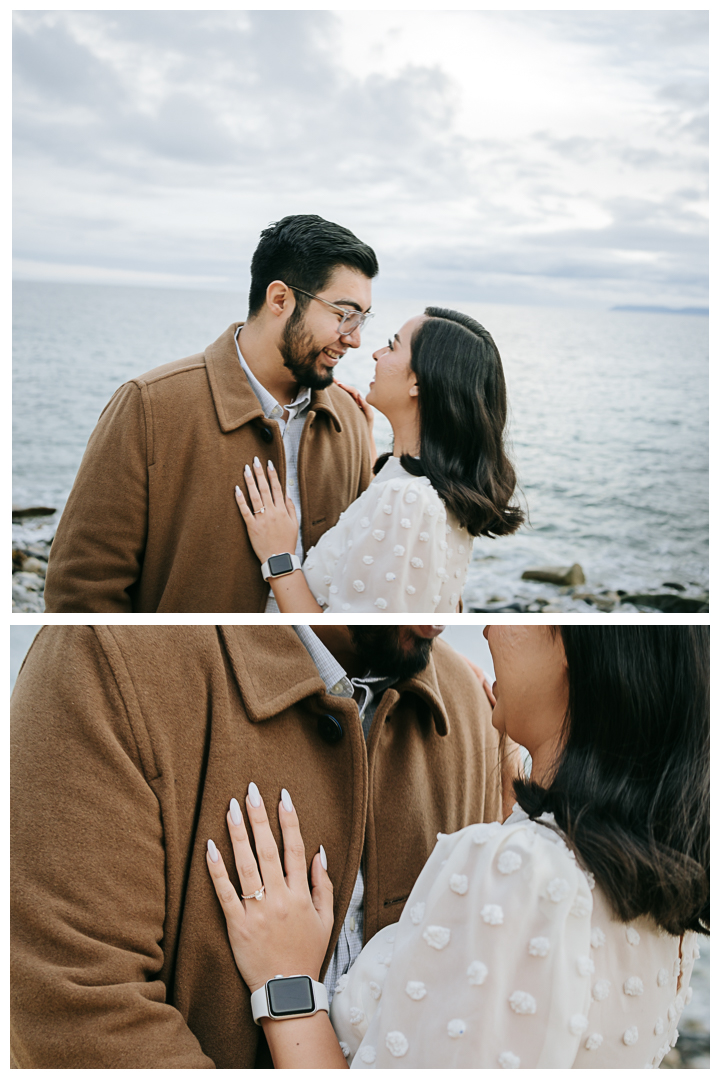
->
[409,382,419,397]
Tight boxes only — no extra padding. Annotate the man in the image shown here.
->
[44,215,378,612]
[11,624,513,1068]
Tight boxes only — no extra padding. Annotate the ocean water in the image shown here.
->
[13,282,708,607]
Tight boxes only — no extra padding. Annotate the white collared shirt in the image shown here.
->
[235,327,312,612]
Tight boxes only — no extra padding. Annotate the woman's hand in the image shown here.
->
[235,458,299,564]
[206,783,334,995]
[462,656,497,708]
[335,380,374,431]
[334,381,377,463]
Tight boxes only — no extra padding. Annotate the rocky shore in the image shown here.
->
[12,537,51,612]
[467,563,709,614]
[12,520,709,616]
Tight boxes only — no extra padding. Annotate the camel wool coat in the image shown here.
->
[43,324,372,612]
[10,626,503,1069]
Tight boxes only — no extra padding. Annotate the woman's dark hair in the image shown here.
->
[374,307,524,537]
[514,626,709,936]
[247,214,378,318]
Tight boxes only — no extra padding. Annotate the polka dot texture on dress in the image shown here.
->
[301,457,473,612]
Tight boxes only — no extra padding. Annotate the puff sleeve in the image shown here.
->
[338,819,595,1069]
[312,474,453,612]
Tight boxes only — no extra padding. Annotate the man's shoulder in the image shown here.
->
[132,351,208,388]
[323,382,371,432]
[431,638,488,706]
[128,323,243,391]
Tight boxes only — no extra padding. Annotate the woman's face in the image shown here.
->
[484,625,569,765]
[366,314,425,417]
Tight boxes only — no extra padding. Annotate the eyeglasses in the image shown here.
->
[286,284,374,337]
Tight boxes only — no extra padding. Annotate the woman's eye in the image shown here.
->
[387,338,394,350]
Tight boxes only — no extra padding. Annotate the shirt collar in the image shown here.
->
[292,626,397,718]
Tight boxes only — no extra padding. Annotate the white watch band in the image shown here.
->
[260,553,302,581]
[250,975,329,1025]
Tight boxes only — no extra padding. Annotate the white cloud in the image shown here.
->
[12,9,708,307]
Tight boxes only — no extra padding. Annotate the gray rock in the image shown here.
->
[21,557,46,576]
[13,572,44,593]
[573,591,620,613]
[521,564,585,586]
[12,505,56,521]
[622,593,708,613]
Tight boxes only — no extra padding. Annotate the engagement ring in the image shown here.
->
[241,885,266,901]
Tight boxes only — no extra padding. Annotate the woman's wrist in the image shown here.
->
[260,1010,348,1070]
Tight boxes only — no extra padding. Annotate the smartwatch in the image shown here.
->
[260,552,302,581]
[250,975,329,1024]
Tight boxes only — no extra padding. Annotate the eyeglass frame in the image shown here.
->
[285,284,374,337]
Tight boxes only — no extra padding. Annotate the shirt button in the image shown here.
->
[288,478,295,487]
[349,917,356,933]
[331,681,345,695]
[272,406,282,416]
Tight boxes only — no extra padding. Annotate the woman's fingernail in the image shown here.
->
[230,797,242,825]
[320,844,328,871]
[207,839,219,863]
[235,485,242,497]
[281,788,293,813]
[253,456,261,467]
[248,781,261,807]
[244,464,251,475]
[267,459,275,471]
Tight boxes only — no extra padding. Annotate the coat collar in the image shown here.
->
[205,324,344,434]
[220,626,451,736]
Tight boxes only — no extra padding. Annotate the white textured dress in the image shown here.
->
[330,806,698,1069]
[302,457,473,612]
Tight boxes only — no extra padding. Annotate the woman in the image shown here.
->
[235,308,523,612]
[206,626,709,1068]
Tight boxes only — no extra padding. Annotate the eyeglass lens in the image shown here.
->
[339,310,372,335]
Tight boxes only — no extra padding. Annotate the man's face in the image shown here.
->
[279,266,372,390]
[348,625,445,680]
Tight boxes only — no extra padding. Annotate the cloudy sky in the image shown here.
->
[13,8,708,308]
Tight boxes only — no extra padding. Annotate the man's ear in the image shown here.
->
[265,280,295,318]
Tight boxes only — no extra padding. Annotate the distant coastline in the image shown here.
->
[611,305,709,316]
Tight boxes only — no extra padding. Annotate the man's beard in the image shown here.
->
[279,308,335,391]
[348,627,435,681]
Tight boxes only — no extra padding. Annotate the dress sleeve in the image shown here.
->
[346,820,594,1069]
[320,476,450,613]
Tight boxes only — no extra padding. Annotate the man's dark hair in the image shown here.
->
[374,308,524,538]
[513,626,709,937]
[247,215,379,318]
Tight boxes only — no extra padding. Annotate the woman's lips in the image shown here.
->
[416,625,446,639]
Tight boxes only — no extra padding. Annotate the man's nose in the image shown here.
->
[340,325,363,349]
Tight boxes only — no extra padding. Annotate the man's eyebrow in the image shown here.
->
[332,298,372,313]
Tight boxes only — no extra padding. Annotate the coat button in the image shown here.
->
[317,714,344,745]
[259,426,274,443]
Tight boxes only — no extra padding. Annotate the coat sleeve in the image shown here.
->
[319,476,450,612]
[44,381,150,612]
[344,820,594,1069]
[10,627,215,1068]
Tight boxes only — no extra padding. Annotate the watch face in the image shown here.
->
[267,975,315,1018]
[267,553,295,577]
